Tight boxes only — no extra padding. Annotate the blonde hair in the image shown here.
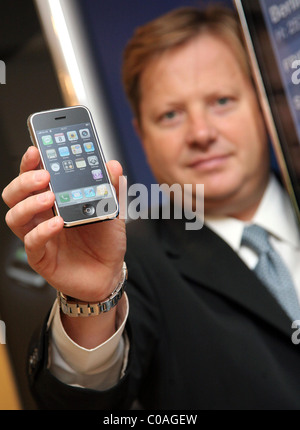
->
[122,6,251,121]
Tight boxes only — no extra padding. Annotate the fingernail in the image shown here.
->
[34,170,45,182]
[49,217,60,228]
[37,191,51,203]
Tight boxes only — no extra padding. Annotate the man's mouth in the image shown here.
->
[188,154,231,171]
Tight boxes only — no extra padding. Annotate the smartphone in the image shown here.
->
[27,105,119,227]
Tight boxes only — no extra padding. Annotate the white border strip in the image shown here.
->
[34,0,122,163]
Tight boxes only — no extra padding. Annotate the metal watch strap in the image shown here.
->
[58,262,127,317]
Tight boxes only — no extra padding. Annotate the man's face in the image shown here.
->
[136,34,270,219]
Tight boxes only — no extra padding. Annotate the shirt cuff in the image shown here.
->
[47,294,129,390]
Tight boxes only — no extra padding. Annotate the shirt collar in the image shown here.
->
[205,175,300,252]
[253,175,300,248]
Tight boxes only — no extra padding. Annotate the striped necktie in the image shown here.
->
[242,224,300,323]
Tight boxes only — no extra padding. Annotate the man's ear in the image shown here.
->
[132,118,149,154]
[132,117,143,141]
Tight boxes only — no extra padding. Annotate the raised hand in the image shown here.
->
[2,146,126,303]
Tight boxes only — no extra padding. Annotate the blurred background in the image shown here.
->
[0,0,233,409]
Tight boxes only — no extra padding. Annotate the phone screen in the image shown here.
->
[28,106,118,226]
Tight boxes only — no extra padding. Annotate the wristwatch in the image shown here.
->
[57,262,127,317]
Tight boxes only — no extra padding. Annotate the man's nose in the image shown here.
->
[185,110,218,148]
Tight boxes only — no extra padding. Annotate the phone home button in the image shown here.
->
[82,204,95,217]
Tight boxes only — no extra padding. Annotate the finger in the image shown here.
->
[106,160,123,194]
[5,191,55,235]
[24,216,64,270]
[19,146,40,175]
[106,160,127,220]
[2,169,50,209]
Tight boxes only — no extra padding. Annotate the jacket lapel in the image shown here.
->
[159,217,293,338]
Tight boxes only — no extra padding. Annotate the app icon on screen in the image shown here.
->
[87,155,99,166]
[50,162,60,172]
[46,149,57,159]
[59,193,70,203]
[62,160,74,171]
[79,129,90,139]
[67,131,78,141]
[42,135,53,145]
[83,142,94,152]
[71,144,82,155]
[96,185,109,197]
[75,158,87,169]
[54,133,66,143]
[58,146,70,157]
[91,169,103,180]
[84,187,96,198]
[72,189,83,200]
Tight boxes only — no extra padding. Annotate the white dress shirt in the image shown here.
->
[205,175,300,301]
[49,174,300,389]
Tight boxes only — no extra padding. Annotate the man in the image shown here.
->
[3,5,300,409]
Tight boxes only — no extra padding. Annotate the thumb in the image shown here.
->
[106,160,127,220]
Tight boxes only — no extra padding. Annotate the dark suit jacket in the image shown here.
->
[28,215,300,410]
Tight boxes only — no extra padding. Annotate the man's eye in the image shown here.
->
[217,97,230,105]
[157,109,184,126]
[212,97,236,113]
[163,111,177,120]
